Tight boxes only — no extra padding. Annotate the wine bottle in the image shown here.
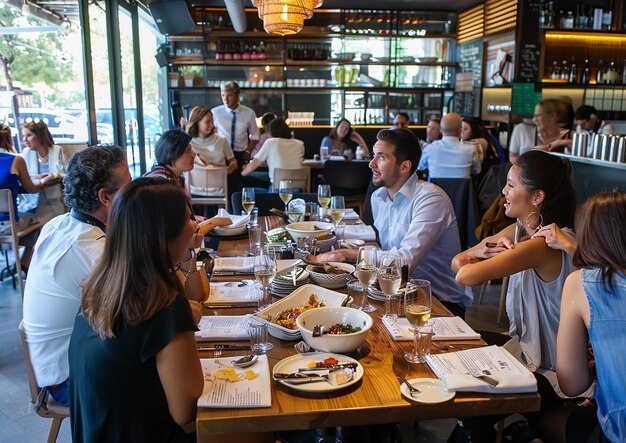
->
[569,61,578,84]
[622,60,626,85]
[581,59,591,85]
[596,59,605,84]
[550,60,560,80]
[560,60,569,81]
[606,60,618,84]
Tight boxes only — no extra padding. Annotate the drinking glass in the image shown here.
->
[378,252,402,319]
[317,184,331,208]
[254,247,275,311]
[329,195,345,233]
[403,279,432,363]
[356,246,377,313]
[278,180,293,211]
[241,187,255,215]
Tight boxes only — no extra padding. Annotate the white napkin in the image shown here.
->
[217,208,250,228]
[342,208,360,220]
[343,224,377,241]
[382,316,481,341]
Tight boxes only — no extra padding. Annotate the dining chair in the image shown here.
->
[273,167,311,193]
[188,164,229,215]
[0,189,43,298]
[18,321,69,443]
[322,160,372,215]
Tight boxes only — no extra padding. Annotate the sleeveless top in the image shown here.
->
[582,268,626,442]
[0,153,20,222]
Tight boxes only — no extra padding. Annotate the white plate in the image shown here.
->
[400,378,455,404]
[212,225,247,236]
[273,352,364,393]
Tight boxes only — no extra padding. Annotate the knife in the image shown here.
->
[197,344,252,351]
[298,363,358,372]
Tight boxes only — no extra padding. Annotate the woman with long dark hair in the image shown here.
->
[320,118,369,158]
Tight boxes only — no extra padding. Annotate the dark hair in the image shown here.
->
[574,105,599,121]
[395,112,410,123]
[63,145,127,213]
[574,190,626,291]
[185,106,211,138]
[267,118,292,139]
[515,150,576,228]
[376,128,421,173]
[81,178,188,338]
[24,121,55,147]
[329,118,353,142]
[462,117,487,140]
[0,124,15,153]
[155,130,192,166]
[261,112,277,127]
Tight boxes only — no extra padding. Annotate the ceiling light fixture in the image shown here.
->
[252,0,323,35]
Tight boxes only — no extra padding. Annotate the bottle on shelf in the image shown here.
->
[569,60,578,84]
[596,59,605,84]
[560,60,569,81]
[558,10,565,29]
[550,60,560,80]
[581,59,591,85]
[602,2,613,31]
[547,0,555,28]
[606,60,619,84]
[564,10,574,29]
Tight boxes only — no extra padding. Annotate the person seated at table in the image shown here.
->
[391,112,410,129]
[418,112,481,179]
[461,117,501,176]
[557,190,626,443]
[419,118,442,149]
[320,118,370,159]
[450,150,593,442]
[316,128,470,317]
[68,178,203,442]
[250,112,277,162]
[185,106,237,175]
[145,129,231,235]
[241,118,304,191]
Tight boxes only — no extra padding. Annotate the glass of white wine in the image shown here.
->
[404,279,432,363]
[378,252,402,319]
[317,184,331,208]
[254,247,276,312]
[356,246,377,313]
[329,195,345,234]
[278,180,293,211]
[241,187,255,215]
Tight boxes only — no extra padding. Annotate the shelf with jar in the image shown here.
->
[537,0,623,32]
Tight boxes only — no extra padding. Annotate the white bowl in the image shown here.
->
[306,262,355,289]
[296,306,373,353]
[285,221,333,242]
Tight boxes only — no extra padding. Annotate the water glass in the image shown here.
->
[347,279,367,310]
[356,245,378,313]
[378,252,402,320]
[254,248,275,310]
[248,224,261,255]
[248,317,273,354]
[415,326,434,361]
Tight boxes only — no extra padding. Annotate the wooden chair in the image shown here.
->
[0,189,43,298]
[188,165,229,214]
[273,167,311,193]
[19,321,69,443]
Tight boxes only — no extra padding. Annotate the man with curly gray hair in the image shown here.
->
[22,145,131,407]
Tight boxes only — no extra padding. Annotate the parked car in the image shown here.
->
[0,107,89,144]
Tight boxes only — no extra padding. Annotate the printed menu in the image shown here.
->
[213,256,255,274]
[195,315,250,342]
[382,316,481,341]
[205,282,258,305]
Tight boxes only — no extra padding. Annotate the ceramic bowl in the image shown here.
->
[285,221,333,242]
[306,262,355,289]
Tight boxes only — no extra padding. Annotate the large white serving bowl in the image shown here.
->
[296,306,373,353]
[285,221,333,242]
[306,262,355,289]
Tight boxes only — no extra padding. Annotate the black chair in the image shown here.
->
[322,160,372,215]
[231,192,318,216]
[430,177,480,250]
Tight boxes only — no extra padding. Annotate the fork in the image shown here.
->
[432,342,487,352]
[396,375,420,397]
[213,350,222,358]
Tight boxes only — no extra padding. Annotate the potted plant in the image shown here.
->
[179,65,203,87]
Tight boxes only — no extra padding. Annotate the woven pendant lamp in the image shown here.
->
[252,0,323,35]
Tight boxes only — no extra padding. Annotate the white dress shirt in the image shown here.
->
[211,104,260,152]
[253,137,304,186]
[371,173,471,307]
[22,213,105,387]
[418,136,481,179]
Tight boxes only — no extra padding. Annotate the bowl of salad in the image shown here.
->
[296,307,373,353]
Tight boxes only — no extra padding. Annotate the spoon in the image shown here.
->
[231,354,258,368]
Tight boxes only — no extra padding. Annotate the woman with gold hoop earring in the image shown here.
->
[449,151,596,442]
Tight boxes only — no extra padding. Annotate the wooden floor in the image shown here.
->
[0,267,507,443]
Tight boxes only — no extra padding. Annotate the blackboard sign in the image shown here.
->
[518,43,541,83]
[454,87,481,117]
[515,0,542,84]
[457,41,483,88]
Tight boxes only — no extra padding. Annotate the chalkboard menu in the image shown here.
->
[515,0,542,84]
[518,43,541,83]
[454,87,481,117]
[457,41,483,88]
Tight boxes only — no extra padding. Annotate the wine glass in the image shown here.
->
[254,247,276,312]
[378,252,402,319]
[317,184,331,208]
[329,195,345,233]
[404,279,432,363]
[278,180,293,211]
[356,246,377,313]
[241,187,255,215]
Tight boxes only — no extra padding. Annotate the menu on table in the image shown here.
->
[195,315,250,342]
[198,354,271,408]
[382,316,481,341]
[213,256,255,274]
[205,282,258,306]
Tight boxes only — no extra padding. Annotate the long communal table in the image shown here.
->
[196,216,540,440]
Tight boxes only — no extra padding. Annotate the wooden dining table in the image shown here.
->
[196,216,540,440]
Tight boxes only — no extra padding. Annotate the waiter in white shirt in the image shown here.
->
[211,81,260,167]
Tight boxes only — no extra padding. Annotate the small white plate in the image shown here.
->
[273,352,364,393]
[400,378,455,404]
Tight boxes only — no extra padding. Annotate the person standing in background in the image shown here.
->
[211,81,260,167]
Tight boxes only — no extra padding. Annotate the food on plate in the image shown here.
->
[306,357,339,368]
[244,369,259,380]
[326,323,362,334]
[266,227,291,243]
[271,294,326,330]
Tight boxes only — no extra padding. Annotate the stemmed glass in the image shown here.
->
[254,247,276,311]
[241,187,255,215]
[404,279,432,363]
[356,246,377,313]
[278,180,293,211]
[378,252,402,319]
[329,195,345,233]
[317,184,331,208]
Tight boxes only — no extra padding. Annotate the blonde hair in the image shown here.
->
[185,106,211,138]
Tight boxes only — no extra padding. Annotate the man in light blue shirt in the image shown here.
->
[317,128,471,316]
